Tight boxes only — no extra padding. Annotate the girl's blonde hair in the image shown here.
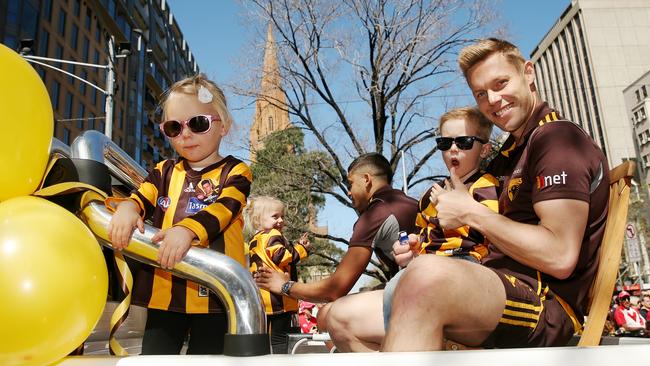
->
[159,73,234,134]
[244,196,286,232]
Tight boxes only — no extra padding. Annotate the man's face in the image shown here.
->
[466,53,537,140]
[347,171,370,212]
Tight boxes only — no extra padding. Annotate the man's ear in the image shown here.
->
[524,61,535,89]
[480,142,492,159]
[363,172,373,190]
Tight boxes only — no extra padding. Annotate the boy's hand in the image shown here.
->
[429,187,439,207]
[392,233,420,268]
[152,226,195,269]
[298,232,312,251]
[433,167,475,230]
[108,200,144,250]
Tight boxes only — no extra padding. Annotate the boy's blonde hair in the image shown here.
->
[439,106,493,141]
[159,73,234,133]
[458,38,526,78]
[245,196,286,232]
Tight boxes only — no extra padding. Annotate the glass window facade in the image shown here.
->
[51,80,60,109]
[79,70,87,95]
[38,29,49,56]
[42,0,53,22]
[64,92,74,119]
[58,8,67,36]
[71,23,79,49]
[21,1,39,39]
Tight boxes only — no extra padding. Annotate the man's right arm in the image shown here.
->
[287,246,372,303]
[256,246,372,303]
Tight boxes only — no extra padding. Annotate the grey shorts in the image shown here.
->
[383,255,479,330]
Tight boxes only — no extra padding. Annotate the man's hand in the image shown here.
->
[151,226,195,269]
[433,168,478,230]
[108,200,144,250]
[392,233,420,268]
[254,266,289,295]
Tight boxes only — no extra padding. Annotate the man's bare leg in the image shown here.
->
[382,255,506,351]
[326,290,385,352]
[317,302,332,332]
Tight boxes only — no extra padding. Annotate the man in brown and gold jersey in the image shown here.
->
[383,38,609,350]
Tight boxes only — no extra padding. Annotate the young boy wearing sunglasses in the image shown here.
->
[106,74,252,355]
[324,106,499,352]
[407,106,498,264]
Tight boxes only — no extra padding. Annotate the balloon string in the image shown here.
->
[109,251,133,356]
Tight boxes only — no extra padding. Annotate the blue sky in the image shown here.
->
[167,0,570,285]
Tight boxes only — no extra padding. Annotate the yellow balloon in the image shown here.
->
[0,196,108,366]
[0,44,53,202]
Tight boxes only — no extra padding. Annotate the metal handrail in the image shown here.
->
[78,201,265,335]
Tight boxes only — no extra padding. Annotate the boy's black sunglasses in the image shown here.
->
[435,136,488,151]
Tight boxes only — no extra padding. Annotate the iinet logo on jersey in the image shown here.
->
[536,171,568,189]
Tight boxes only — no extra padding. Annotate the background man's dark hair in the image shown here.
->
[348,153,393,185]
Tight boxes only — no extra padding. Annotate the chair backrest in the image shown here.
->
[577,161,635,346]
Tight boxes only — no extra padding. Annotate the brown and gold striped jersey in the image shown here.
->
[416,171,498,261]
[119,155,251,314]
[248,229,308,314]
[483,102,609,322]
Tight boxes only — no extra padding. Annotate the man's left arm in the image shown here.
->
[436,124,595,279]
[476,198,587,278]
[448,193,586,279]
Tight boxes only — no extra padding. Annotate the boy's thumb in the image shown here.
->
[448,167,465,191]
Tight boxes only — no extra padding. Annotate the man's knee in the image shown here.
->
[317,303,332,332]
[325,299,352,333]
[396,256,458,295]
[392,257,487,316]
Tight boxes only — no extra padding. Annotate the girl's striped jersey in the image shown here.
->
[416,171,499,261]
[248,229,308,314]
[110,155,251,313]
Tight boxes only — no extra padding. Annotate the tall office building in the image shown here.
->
[530,0,650,168]
[623,73,650,183]
[0,0,199,169]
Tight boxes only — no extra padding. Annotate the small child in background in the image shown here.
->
[106,74,252,355]
[385,106,499,327]
[246,196,311,354]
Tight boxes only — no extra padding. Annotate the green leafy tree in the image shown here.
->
[249,127,344,278]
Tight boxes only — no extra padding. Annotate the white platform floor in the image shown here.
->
[57,344,650,366]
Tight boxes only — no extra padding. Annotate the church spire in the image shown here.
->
[250,23,291,160]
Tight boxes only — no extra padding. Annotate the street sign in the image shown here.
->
[627,236,642,263]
